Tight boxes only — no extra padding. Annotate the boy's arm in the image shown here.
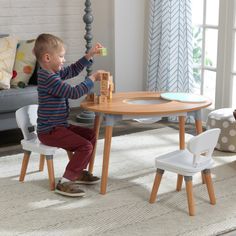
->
[47,74,94,99]
[60,56,93,81]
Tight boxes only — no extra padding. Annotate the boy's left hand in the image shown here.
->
[89,70,103,82]
[85,43,103,60]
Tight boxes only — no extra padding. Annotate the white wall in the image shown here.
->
[92,0,148,92]
[92,0,114,76]
[0,0,148,106]
[113,0,147,92]
[0,0,86,65]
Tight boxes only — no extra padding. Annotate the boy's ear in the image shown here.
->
[43,53,51,63]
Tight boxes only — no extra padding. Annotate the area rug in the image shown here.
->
[0,127,236,236]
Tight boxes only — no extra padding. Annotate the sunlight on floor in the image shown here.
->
[29,199,64,209]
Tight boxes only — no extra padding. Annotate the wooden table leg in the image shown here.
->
[176,116,186,191]
[179,116,185,150]
[100,125,113,195]
[88,114,101,173]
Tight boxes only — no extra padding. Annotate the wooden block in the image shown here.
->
[98,96,102,104]
[100,96,107,103]
[101,72,110,81]
[94,81,101,95]
[110,82,114,92]
[101,80,109,90]
[86,93,94,101]
[108,90,112,100]
[99,47,108,56]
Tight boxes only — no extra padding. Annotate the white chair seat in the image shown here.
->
[155,150,214,176]
[21,138,58,155]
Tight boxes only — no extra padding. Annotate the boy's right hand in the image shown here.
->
[85,43,104,60]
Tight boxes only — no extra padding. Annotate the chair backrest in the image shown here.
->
[15,104,38,140]
[187,128,221,167]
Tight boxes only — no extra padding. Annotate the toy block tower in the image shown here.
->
[86,71,114,104]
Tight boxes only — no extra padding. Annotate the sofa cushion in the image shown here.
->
[11,39,36,88]
[0,36,18,89]
[0,86,38,113]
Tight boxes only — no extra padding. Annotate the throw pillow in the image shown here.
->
[11,39,36,88]
[28,62,38,85]
[0,36,18,89]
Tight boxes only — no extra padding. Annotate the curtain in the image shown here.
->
[147,0,194,93]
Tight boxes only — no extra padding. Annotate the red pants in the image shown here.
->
[38,124,96,181]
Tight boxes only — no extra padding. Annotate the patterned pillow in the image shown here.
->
[11,39,36,88]
[0,36,18,89]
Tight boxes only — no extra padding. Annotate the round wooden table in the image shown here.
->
[80,91,211,194]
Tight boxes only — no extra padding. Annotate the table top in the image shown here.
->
[80,91,211,116]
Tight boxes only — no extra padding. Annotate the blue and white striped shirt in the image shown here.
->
[37,56,93,134]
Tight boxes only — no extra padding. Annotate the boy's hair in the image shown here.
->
[33,33,64,62]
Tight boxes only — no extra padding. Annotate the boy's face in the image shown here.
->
[48,46,66,73]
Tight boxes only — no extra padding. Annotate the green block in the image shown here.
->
[99,47,107,56]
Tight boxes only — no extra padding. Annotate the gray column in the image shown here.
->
[83,0,93,76]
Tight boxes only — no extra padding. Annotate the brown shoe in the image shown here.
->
[75,170,100,185]
[55,180,85,197]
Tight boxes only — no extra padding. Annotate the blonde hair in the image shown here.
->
[33,33,64,62]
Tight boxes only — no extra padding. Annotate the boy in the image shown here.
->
[33,33,102,197]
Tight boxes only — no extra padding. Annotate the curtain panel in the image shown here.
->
[147,0,194,93]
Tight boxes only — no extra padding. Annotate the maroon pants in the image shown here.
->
[38,124,96,181]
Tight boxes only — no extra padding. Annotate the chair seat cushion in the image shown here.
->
[21,138,58,155]
[155,150,214,176]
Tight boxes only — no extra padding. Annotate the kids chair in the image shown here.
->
[149,128,221,216]
[15,104,72,190]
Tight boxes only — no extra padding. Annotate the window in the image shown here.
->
[192,0,219,109]
[231,1,236,106]
[192,0,236,119]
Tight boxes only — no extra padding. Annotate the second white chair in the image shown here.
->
[149,128,221,216]
[15,104,72,190]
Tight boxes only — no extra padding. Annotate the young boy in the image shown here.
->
[33,33,102,197]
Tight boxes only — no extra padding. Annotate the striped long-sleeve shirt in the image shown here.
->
[37,56,93,134]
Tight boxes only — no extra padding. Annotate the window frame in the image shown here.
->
[192,0,235,120]
[215,0,235,109]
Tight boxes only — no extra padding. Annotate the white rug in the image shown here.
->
[1,127,236,236]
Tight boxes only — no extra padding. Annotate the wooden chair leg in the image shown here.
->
[149,169,164,203]
[46,155,55,191]
[19,151,31,182]
[203,169,216,205]
[201,171,206,184]
[66,151,73,161]
[176,174,183,191]
[39,154,45,171]
[184,176,195,216]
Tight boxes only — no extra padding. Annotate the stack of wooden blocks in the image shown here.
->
[87,71,114,104]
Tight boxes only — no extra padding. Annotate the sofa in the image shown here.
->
[0,85,38,131]
[0,35,38,131]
